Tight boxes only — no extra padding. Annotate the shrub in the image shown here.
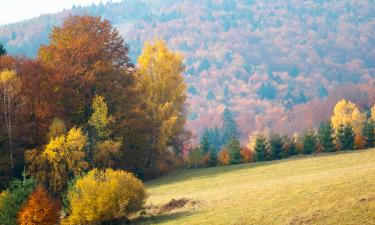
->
[217,149,230,166]
[17,186,60,225]
[63,169,146,225]
[0,178,37,225]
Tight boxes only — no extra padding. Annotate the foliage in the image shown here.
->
[318,121,335,153]
[241,148,253,163]
[63,169,146,225]
[282,136,297,158]
[88,95,112,142]
[336,123,355,151]
[0,43,6,56]
[0,177,37,225]
[254,135,268,162]
[331,99,367,134]
[187,148,203,168]
[47,117,67,141]
[362,119,375,148]
[226,137,242,164]
[269,133,283,160]
[221,108,239,145]
[199,132,211,155]
[92,140,122,169]
[217,149,230,166]
[302,129,317,155]
[17,186,60,225]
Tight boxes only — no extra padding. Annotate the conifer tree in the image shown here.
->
[227,137,242,164]
[269,133,283,160]
[336,123,355,150]
[221,108,239,145]
[200,130,211,155]
[362,119,375,148]
[318,121,335,152]
[302,129,317,155]
[0,43,6,56]
[254,135,268,162]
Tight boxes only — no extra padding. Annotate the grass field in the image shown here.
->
[133,149,375,225]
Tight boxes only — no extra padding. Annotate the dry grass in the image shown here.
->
[134,149,375,225]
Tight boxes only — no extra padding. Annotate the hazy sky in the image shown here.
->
[0,0,122,25]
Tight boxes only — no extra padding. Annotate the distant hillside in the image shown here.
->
[1,0,374,141]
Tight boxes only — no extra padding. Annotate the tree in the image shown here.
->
[362,119,375,148]
[0,70,20,168]
[0,177,37,225]
[269,133,283,160]
[0,43,6,56]
[63,169,146,225]
[88,95,112,142]
[282,136,297,157]
[92,140,122,169]
[221,108,239,145]
[331,99,367,135]
[302,129,317,155]
[17,186,60,225]
[227,137,242,164]
[47,117,67,141]
[336,123,355,150]
[135,39,187,178]
[318,121,335,152]
[254,135,268,162]
[200,130,211,155]
[187,148,203,168]
[217,149,230,166]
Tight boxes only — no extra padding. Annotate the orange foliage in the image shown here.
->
[241,148,253,163]
[17,186,60,225]
[217,149,230,166]
[355,134,366,150]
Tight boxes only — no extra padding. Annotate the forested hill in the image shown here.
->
[1,0,375,141]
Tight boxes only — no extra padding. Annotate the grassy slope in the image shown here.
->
[134,149,375,225]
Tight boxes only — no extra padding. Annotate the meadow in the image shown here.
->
[136,149,375,225]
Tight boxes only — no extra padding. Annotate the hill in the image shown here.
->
[0,0,375,140]
[135,149,375,224]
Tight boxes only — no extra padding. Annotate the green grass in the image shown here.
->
[134,149,375,225]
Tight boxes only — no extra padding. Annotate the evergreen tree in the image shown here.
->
[302,129,317,155]
[336,123,355,150]
[269,133,283,160]
[0,43,6,56]
[207,150,217,167]
[362,119,375,148]
[254,135,268,162]
[283,136,297,157]
[318,121,335,152]
[208,127,222,153]
[221,108,239,145]
[200,130,211,155]
[226,137,242,164]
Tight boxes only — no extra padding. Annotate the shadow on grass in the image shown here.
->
[146,149,375,188]
[131,211,195,225]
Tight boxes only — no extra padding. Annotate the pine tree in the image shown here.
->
[207,150,217,167]
[0,43,6,56]
[318,121,335,152]
[254,135,268,162]
[362,119,375,148]
[200,130,211,155]
[227,137,242,164]
[269,133,283,160]
[302,129,317,155]
[336,123,355,150]
[221,108,239,145]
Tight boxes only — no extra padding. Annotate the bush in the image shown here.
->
[0,178,37,225]
[63,169,146,225]
[217,149,230,166]
[17,186,60,225]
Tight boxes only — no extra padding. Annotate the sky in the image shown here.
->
[0,0,122,25]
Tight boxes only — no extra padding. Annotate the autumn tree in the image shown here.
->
[362,119,374,148]
[254,135,268,162]
[17,186,60,225]
[47,117,67,141]
[302,129,317,155]
[63,169,146,225]
[226,137,242,164]
[269,133,283,160]
[135,39,187,178]
[318,121,335,152]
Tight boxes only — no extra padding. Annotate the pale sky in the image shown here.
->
[0,0,122,25]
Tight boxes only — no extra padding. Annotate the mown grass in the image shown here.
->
[134,149,375,225]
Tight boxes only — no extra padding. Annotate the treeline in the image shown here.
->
[187,99,375,167]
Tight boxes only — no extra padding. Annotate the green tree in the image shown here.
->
[227,137,242,164]
[88,95,112,142]
[336,123,355,150]
[221,108,239,145]
[200,130,211,155]
[0,177,37,225]
[207,150,217,167]
[302,129,317,155]
[318,121,335,152]
[188,148,203,168]
[362,119,375,148]
[0,43,6,56]
[269,133,283,160]
[254,135,268,162]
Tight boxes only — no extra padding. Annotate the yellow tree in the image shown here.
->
[371,105,375,121]
[136,39,187,176]
[331,99,367,134]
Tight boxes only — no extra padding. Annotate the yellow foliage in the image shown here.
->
[331,99,366,134]
[371,105,375,121]
[63,169,146,225]
[218,149,231,166]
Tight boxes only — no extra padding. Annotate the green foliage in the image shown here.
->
[336,123,355,151]
[222,108,239,145]
[269,133,283,160]
[302,129,317,155]
[318,121,335,152]
[88,95,112,142]
[254,135,268,162]
[0,177,37,225]
[226,137,242,164]
[188,148,203,168]
[200,132,211,155]
[0,43,6,56]
[362,119,375,148]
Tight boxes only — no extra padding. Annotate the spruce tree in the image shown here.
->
[283,136,297,157]
[336,123,355,150]
[254,135,268,162]
[200,130,211,155]
[362,119,375,148]
[221,108,239,145]
[227,137,242,164]
[207,150,217,167]
[318,121,335,152]
[302,129,317,155]
[0,43,6,56]
[269,133,283,160]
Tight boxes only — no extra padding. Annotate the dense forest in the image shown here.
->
[0,0,374,142]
